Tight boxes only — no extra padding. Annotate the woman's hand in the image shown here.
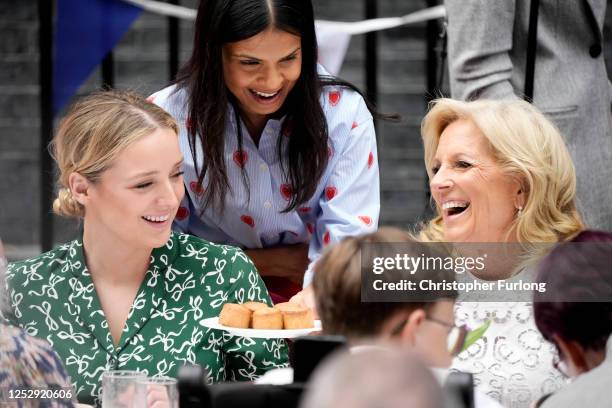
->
[144,384,172,408]
[245,244,309,286]
[289,284,318,319]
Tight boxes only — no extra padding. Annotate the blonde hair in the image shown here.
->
[419,98,583,243]
[50,90,178,218]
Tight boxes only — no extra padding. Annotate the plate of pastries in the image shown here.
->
[200,301,321,338]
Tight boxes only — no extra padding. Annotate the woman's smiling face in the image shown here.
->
[82,127,185,250]
[429,119,523,243]
[222,27,302,125]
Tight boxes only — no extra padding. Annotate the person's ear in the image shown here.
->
[68,172,91,206]
[400,309,426,345]
[553,334,589,376]
[514,180,526,210]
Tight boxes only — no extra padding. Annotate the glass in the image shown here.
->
[101,370,146,408]
[553,352,570,378]
[501,376,533,408]
[426,316,469,356]
[134,376,179,408]
[389,314,468,356]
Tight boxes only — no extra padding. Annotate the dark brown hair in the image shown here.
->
[534,230,612,352]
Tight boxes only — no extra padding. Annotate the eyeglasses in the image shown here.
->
[390,315,468,357]
[552,350,570,378]
[426,316,469,356]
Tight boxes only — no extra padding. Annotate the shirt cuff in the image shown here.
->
[302,261,316,288]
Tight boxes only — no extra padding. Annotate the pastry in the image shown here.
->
[281,308,314,329]
[251,307,283,329]
[273,302,303,312]
[274,302,314,329]
[218,303,250,328]
[218,301,315,330]
[242,301,269,313]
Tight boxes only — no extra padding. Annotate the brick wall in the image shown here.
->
[0,0,41,253]
[1,0,611,257]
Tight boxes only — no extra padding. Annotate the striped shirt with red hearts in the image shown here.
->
[150,66,380,286]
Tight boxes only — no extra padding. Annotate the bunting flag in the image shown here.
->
[315,23,352,76]
[52,0,444,113]
[53,0,142,113]
[120,0,445,76]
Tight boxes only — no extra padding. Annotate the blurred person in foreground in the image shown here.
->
[533,230,612,408]
[2,90,287,404]
[1,240,76,407]
[418,98,584,406]
[445,0,612,230]
[299,348,444,408]
[0,324,76,408]
[258,227,502,408]
[314,228,460,369]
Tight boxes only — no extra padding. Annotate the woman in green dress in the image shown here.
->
[2,90,288,404]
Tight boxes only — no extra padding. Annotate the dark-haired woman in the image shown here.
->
[151,0,383,304]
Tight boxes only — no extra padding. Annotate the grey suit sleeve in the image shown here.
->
[445,0,520,101]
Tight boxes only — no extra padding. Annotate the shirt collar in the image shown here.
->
[62,234,179,355]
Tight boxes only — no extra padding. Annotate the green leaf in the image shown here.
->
[461,320,491,352]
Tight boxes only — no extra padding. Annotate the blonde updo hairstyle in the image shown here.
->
[50,90,178,218]
[419,98,583,243]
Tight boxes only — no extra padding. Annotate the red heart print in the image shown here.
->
[298,207,311,214]
[323,231,331,245]
[240,215,255,228]
[175,207,189,220]
[325,186,337,200]
[189,181,204,196]
[233,150,248,168]
[280,184,293,201]
[306,223,315,234]
[358,215,372,226]
[328,90,341,106]
[368,152,374,169]
[351,122,358,129]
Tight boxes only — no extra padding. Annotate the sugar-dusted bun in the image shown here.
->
[243,301,269,313]
[251,307,283,330]
[219,303,250,328]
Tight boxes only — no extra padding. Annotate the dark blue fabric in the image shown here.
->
[53,0,142,113]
